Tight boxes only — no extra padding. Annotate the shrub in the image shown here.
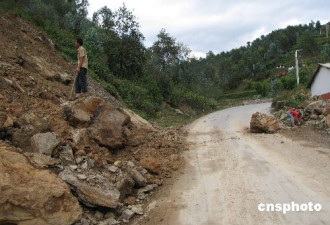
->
[252,80,270,97]
[272,88,308,110]
[280,74,297,90]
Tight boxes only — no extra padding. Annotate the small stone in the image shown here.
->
[109,165,119,173]
[80,218,90,225]
[76,157,85,164]
[70,164,77,169]
[77,174,87,180]
[127,168,147,187]
[170,154,179,161]
[99,218,120,225]
[137,184,157,200]
[120,209,135,222]
[124,196,136,205]
[88,158,95,168]
[116,173,135,197]
[140,168,148,175]
[94,210,104,221]
[131,205,143,215]
[59,145,75,163]
[81,161,88,169]
[126,161,135,168]
[3,116,14,129]
[104,212,115,219]
[114,161,122,168]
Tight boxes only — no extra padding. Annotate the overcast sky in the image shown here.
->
[88,0,330,58]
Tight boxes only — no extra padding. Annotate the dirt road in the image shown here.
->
[140,103,330,225]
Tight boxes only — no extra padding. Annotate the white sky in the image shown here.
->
[88,0,330,58]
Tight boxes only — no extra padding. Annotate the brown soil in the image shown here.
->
[279,126,330,149]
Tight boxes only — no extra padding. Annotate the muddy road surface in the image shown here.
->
[139,103,330,225]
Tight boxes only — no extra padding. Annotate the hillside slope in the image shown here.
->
[0,15,186,225]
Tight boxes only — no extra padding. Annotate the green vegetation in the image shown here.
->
[1,0,329,124]
[272,88,308,110]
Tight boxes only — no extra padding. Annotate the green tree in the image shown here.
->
[297,30,318,54]
[111,4,145,78]
[315,20,321,32]
[320,44,330,62]
[92,6,115,31]
[253,80,270,97]
[150,29,179,71]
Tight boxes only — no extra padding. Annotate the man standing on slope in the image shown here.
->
[75,38,88,98]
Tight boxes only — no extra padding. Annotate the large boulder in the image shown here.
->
[59,169,120,208]
[250,112,280,133]
[30,132,60,155]
[0,142,82,225]
[63,96,131,149]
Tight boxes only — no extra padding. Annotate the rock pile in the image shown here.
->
[0,95,185,225]
[274,99,330,130]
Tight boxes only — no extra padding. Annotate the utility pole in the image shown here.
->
[295,50,302,86]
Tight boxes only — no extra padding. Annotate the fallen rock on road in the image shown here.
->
[250,112,280,133]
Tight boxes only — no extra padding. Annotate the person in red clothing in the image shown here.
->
[287,109,303,127]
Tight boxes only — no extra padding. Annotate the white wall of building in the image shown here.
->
[311,67,330,96]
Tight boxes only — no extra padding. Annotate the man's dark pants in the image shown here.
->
[75,68,88,94]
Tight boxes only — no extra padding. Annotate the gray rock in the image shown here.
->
[109,165,119,173]
[120,209,134,222]
[59,169,120,208]
[114,161,122,167]
[30,132,60,155]
[81,160,88,169]
[137,184,158,200]
[127,168,147,188]
[126,161,135,168]
[59,145,75,163]
[98,218,120,225]
[116,172,135,198]
[131,205,144,215]
[77,174,87,180]
[94,211,104,221]
[88,158,95,168]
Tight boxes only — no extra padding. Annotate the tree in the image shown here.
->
[297,30,318,54]
[316,20,321,32]
[92,6,115,31]
[150,29,179,70]
[107,4,145,78]
[320,44,330,62]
